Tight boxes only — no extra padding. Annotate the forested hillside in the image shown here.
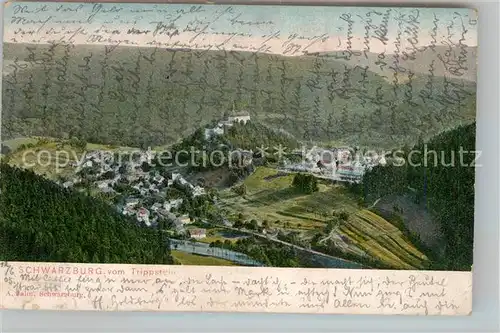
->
[223,121,300,150]
[359,123,475,271]
[0,163,174,264]
[2,42,476,149]
[322,46,478,82]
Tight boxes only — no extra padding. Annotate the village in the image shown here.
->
[59,147,211,240]
[0,107,419,269]
[280,146,387,183]
[203,111,387,183]
[49,110,390,267]
[58,111,387,235]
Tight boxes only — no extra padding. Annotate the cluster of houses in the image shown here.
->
[188,228,207,239]
[204,112,251,140]
[121,195,191,230]
[121,196,208,239]
[282,146,386,183]
[60,149,208,235]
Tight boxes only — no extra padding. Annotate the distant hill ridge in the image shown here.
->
[2,42,476,149]
[315,45,477,82]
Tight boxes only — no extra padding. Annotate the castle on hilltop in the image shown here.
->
[221,101,251,125]
[204,102,251,140]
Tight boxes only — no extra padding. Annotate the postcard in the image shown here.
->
[0,2,476,315]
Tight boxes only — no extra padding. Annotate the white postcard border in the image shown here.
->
[0,261,472,315]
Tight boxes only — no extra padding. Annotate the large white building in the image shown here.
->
[204,125,224,140]
[219,112,251,127]
[189,228,207,240]
[227,113,251,124]
[336,162,365,182]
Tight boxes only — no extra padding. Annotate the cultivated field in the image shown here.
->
[340,210,429,269]
[219,166,429,269]
[220,166,358,231]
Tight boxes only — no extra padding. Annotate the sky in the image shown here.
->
[4,3,478,55]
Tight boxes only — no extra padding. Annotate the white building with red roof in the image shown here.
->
[188,228,207,240]
[136,207,151,226]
